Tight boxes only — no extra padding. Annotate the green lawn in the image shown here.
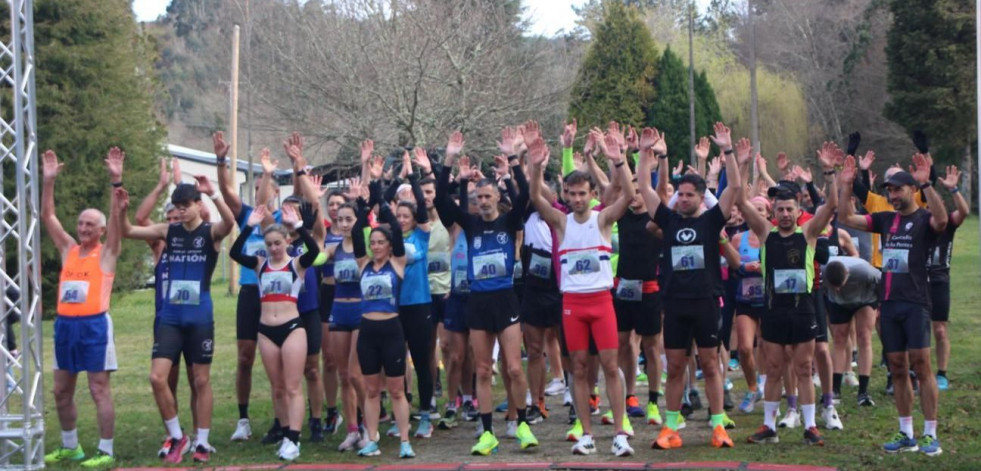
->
[42,218,981,470]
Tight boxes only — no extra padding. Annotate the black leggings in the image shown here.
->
[400,303,434,412]
[358,317,406,377]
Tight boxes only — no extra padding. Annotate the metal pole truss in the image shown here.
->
[0,0,43,468]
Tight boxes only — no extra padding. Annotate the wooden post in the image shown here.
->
[228,25,240,295]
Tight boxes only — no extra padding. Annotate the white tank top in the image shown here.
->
[524,212,552,251]
[558,211,613,293]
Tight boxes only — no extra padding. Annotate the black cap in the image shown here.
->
[880,171,916,189]
[767,180,802,198]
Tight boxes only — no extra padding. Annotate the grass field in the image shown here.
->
[41,218,981,470]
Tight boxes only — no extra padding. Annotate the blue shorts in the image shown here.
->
[329,300,361,332]
[54,313,117,374]
[443,293,469,333]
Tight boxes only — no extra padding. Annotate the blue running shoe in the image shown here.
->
[739,391,757,413]
[936,375,949,391]
[357,441,380,457]
[415,418,433,438]
[495,400,509,413]
[882,432,918,453]
[399,441,416,458]
[919,435,942,456]
[728,358,740,371]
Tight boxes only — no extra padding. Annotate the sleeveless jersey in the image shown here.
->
[558,212,613,294]
[160,222,218,325]
[259,259,303,303]
[361,261,401,314]
[57,244,114,316]
[523,212,558,291]
[466,216,517,292]
[332,243,363,298]
[427,218,451,295]
[236,204,281,286]
[289,240,319,312]
[762,227,815,311]
[400,228,431,306]
[320,230,345,279]
[735,231,764,306]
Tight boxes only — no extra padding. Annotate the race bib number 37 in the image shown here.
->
[882,248,910,274]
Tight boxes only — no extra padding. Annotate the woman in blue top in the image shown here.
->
[729,196,769,414]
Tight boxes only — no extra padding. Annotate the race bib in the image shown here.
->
[428,253,451,274]
[528,253,552,279]
[261,271,293,296]
[361,273,394,301]
[671,246,705,271]
[565,250,601,276]
[774,269,807,294]
[334,259,360,283]
[452,269,470,293]
[615,278,643,302]
[828,245,839,257]
[60,281,89,304]
[473,253,507,280]
[882,248,909,274]
[245,240,267,258]
[168,279,201,306]
[736,277,764,304]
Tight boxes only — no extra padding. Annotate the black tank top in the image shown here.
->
[763,227,814,312]
[617,210,659,281]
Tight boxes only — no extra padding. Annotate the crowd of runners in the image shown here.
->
[43,120,962,467]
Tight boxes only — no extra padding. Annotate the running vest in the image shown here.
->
[616,210,659,282]
[762,226,815,311]
[259,259,303,303]
[427,217,451,295]
[450,231,470,295]
[160,222,218,325]
[400,228,431,306]
[320,230,345,279]
[361,261,401,313]
[523,212,558,291]
[558,212,614,294]
[735,231,764,306]
[332,243,362,298]
[236,204,281,286]
[466,216,517,292]
[289,240,319,312]
[653,204,726,299]
[57,244,114,317]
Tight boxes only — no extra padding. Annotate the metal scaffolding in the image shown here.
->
[0,0,44,468]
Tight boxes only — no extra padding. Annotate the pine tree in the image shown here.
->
[649,48,723,165]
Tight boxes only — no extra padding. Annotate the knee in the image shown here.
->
[666,360,686,378]
[933,323,948,340]
[449,349,465,368]
[793,360,810,378]
[237,349,255,369]
[525,343,544,361]
[322,354,338,371]
[305,364,320,382]
[192,374,210,392]
[53,382,73,404]
[475,363,493,382]
[149,371,169,389]
[388,385,405,401]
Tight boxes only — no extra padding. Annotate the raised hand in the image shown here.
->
[213,131,230,159]
[793,165,813,183]
[694,136,710,162]
[602,134,623,163]
[816,141,838,170]
[626,126,639,153]
[446,131,465,157]
[858,150,876,171]
[528,138,549,167]
[412,147,432,175]
[868,170,877,188]
[523,121,542,143]
[498,126,518,156]
[650,128,667,156]
[584,129,597,156]
[285,132,304,153]
[281,204,299,227]
[938,165,961,190]
[194,175,216,196]
[707,156,722,177]
[360,139,374,165]
[400,151,412,178]
[735,138,752,166]
[345,177,363,201]
[114,187,130,214]
[840,155,857,185]
[572,152,585,171]
[260,148,278,174]
[457,155,473,181]
[910,153,931,184]
[248,204,268,227]
[709,122,732,151]
[513,125,528,155]
[310,174,328,198]
[639,127,657,151]
[299,202,318,230]
[172,158,183,184]
[369,155,384,180]
[672,159,684,177]
[158,158,171,186]
[285,144,306,171]
[846,131,861,157]
[776,152,790,175]
[105,147,125,181]
[756,153,768,175]
[42,150,64,180]
[493,154,509,178]
[607,121,626,152]
[560,119,577,148]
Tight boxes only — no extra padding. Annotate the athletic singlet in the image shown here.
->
[57,244,114,317]
[523,212,558,291]
[427,218,451,295]
[558,212,614,294]
[762,226,815,311]
[236,204,281,286]
[927,213,959,284]
[654,204,726,299]
[289,240,319,312]
[616,210,659,282]
[320,230,345,279]
[400,228,431,306]
[735,231,764,306]
[259,258,303,303]
[867,209,936,306]
[450,231,470,294]
[160,222,218,325]
[466,216,517,292]
[332,243,362,298]
[361,261,401,313]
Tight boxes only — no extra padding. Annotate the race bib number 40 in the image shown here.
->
[473,253,507,280]
[882,248,910,274]
[671,246,705,271]
[773,269,807,294]
[60,281,90,304]
[168,280,201,306]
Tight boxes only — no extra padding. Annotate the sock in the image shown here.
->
[347,423,359,433]
[801,404,816,429]
[164,417,182,440]
[310,417,322,427]
[327,406,338,417]
[899,416,914,438]
[284,429,300,444]
[463,394,473,404]
[97,438,113,456]
[858,375,870,395]
[924,420,937,438]
[480,413,493,433]
[62,429,79,449]
[238,403,249,420]
[710,413,724,428]
[832,373,843,395]
[648,390,660,404]
[196,428,210,447]
[665,410,680,431]
[822,393,833,408]
[517,407,527,426]
[937,370,947,378]
[272,418,282,432]
[763,401,779,430]
[787,395,798,410]
[758,374,767,391]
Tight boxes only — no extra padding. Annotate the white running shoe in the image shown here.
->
[843,371,859,387]
[563,390,574,407]
[822,405,843,430]
[572,434,596,455]
[506,420,518,438]
[278,439,300,461]
[338,432,361,452]
[611,433,634,456]
[230,418,252,441]
[778,408,801,429]
[545,378,567,396]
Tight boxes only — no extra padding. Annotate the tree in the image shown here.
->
[32,0,165,314]
[568,1,659,134]
[648,48,723,166]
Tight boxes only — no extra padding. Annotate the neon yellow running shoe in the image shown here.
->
[515,422,539,449]
[647,402,662,426]
[677,414,687,430]
[622,414,635,437]
[45,445,85,464]
[566,419,583,442]
[722,412,736,430]
[601,410,615,425]
[471,431,499,456]
[80,451,114,469]
[637,372,649,384]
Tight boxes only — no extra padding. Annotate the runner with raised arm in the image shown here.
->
[928,165,967,391]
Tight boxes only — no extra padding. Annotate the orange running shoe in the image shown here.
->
[537,400,550,419]
[651,426,682,450]
[711,424,734,448]
[589,394,601,415]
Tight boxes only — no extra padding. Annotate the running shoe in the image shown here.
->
[857,393,876,407]
[527,405,544,424]
[157,437,173,458]
[505,420,518,438]
[438,409,458,429]
[722,412,736,430]
[338,432,361,451]
[626,396,644,417]
[277,439,299,461]
[411,409,441,421]
[495,399,509,413]
[651,426,682,449]
[80,450,114,469]
[471,431,499,456]
[725,377,734,391]
[747,425,779,444]
[882,432,918,453]
[589,394,601,415]
[261,424,283,445]
[739,391,757,413]
[566,419,584,442]
[646,402,662,426]
[399,441,416,459]
[822,405,843,430]
[622,414,635,437]
[680,396,694,418]
[723,390,734,411]
[192,443,212,463]
[886,376,894,396]
[525,390,533,407]
[636,372,649,385]
[778,408,800,429]
[45,445,85,465]
[568,404,577,424]
[386,423,400,437]
[601,410,615,425]
[231,418,252,441]
[545,377,567,396]
[677,414,687,430]
[516,422,539,449]
[711,424,734,448]
[563,389,573,406]
[537,400,550,419]
[919,435,942,456]
[324,409,342,434]
[803,426,825,446]
[611,433,634,456]
[843,371,859,387]
[571,434,596,455]
[695,369,704,380]
[936,375,949,391]
[309,417,325,443]
[163,435,189,464]
[688,390,703,410]
[461,400,478,421]
[728,358,740,371]
[415,417,433,438]
[357,440,381,457]
[473,420,484,439]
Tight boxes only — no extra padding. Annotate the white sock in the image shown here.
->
[763,401,780,430]
[899,416,914,438]
[801,403,816,429]
[164,416,183,440]
[758,374,767,391]
[97,438,113,456]
[196,428,210,447]
[62,429,79,449]
[924,420,937,438]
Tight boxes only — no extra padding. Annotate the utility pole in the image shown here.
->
[228,25,240,294]
[688,1,696,165]
[748,0,760,169]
